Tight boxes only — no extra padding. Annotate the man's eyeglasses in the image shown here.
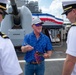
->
[65,9,72,16]
[35,23,42,27]
[0,12,3,15]
[0,11,8,19]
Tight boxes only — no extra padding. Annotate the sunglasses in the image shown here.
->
[0,12,3,15]
[65,9,73,16]
[0,11,8,19]
[35,23,42,27]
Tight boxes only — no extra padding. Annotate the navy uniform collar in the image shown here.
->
[71,22,76,26]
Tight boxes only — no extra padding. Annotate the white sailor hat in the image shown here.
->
[62,0,76,15]
[32,17,43,25]
[0,0,8,10]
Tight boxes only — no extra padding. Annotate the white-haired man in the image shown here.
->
[21,17,53,75]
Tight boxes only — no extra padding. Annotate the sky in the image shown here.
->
[29,0,70,22]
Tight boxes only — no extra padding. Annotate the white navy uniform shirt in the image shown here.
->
[66,26,76,75]
[0,36,22,75]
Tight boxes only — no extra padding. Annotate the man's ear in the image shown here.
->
[72,9,76,14]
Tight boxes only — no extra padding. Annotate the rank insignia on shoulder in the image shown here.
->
[72,22,76,26]
[0,32,9,39]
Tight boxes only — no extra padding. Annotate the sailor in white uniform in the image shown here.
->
[0,0,22,75]
[62,0,76,75]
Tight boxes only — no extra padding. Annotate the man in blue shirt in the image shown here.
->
[21,17,53,75]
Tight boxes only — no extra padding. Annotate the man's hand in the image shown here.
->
[43,51,52,59]
[21,45,34,52]
[25,45,34,51]
[43,53,50,58]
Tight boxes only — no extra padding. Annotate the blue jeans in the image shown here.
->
[25,61,45,75]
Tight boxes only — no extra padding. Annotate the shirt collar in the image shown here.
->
[31,31,43,38]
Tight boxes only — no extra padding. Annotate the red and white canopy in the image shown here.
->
[32,13,63,25]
